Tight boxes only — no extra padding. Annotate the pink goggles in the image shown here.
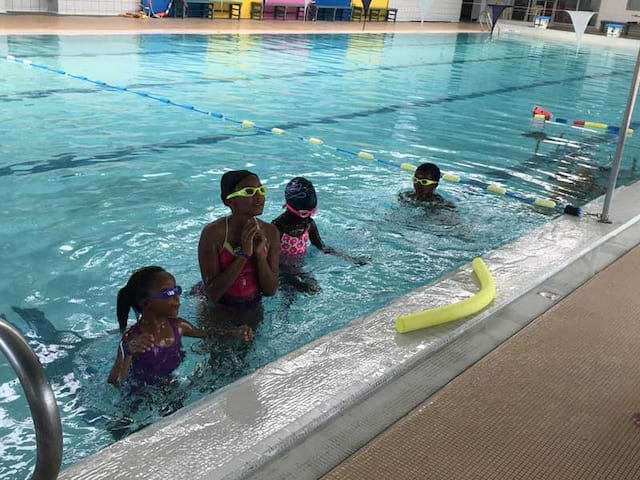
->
[284,203,317,218]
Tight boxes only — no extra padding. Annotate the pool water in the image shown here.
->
[1,32,640,479]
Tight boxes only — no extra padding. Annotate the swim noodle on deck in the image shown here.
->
[395,258,496,333]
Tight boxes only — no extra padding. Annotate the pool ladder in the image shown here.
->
[479,9,493,32]
[0,317,63,480]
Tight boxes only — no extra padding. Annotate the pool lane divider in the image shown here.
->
[531,105,635,136]
[399,163,581,216]
[4,54,580,216]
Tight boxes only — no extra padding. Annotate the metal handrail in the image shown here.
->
[0,317,63,480]
[479,9,492,32]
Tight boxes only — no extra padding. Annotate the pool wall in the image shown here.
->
[58,181,640,480]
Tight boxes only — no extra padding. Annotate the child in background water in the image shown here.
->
[399,162,456,212]
[108,266,206,387]
[272,177,369,294]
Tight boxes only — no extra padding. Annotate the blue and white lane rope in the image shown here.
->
[4,54,580,216]
[3,54,394,164]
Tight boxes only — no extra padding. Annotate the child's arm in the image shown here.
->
[308,220,327,251]
[107,341,132,386]
[309,221,370,266]
[107,333,155,386]
[253,222,280,296]
[107,334,134,386]
[204,323,254,342]
[176,318,206,338]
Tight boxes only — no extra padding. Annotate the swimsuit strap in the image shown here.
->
[168,318,181,349]
[222,216,234,253]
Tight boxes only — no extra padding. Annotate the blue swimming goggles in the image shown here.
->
[148,286,182,300]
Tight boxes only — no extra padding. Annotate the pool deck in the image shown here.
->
[324,243,640,480]
[0,15,482,35]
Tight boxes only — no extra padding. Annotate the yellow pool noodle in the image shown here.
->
[533,198,556,209]
[271,128,285,135]
[308,137,323,145]
[487,184,506,195]
[395,258,496,333]
[241,120,256,128]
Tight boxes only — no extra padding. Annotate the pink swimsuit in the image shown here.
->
[281,229,310,256]
[219,248,260,299]
[217,216,260,301]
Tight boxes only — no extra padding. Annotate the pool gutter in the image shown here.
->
[497,19,640,51]
[59,181,640,480]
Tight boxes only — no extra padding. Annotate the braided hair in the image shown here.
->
[116,266,166,334]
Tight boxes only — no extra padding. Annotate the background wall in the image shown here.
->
[389,0,462,22]
[3,0,139,15]
[597,0,640,27]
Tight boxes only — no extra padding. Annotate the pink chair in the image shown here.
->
[263,0,306,19]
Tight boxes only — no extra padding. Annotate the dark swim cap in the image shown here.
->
[220,170,258,202]
[285,177,317,210]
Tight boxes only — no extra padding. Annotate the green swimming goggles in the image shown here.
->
[413,177,439,186]
[226,185,268,200]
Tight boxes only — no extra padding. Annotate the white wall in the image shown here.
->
[5,0,50,12]
[389,0,462,22]
[4,0,138,14]
[56,0,139,15]
[0,0,6,13]
[597,0,640,27]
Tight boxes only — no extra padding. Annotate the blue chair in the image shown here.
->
[310,0,352,21]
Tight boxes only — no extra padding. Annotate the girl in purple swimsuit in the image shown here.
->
[108,266,206,387]
[272,177,369,294]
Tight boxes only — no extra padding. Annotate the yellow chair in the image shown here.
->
[352,0,389,21]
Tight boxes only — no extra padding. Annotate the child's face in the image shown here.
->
[413,171,438,197]
[227,175,266,217]
[146,272,180,318]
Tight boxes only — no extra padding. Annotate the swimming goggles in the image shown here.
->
[148,286,182,300]
[226,186,267,200]
[284,202,317,218]
[413,177,439,187]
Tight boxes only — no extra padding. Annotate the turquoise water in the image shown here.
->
[1,32,640,478]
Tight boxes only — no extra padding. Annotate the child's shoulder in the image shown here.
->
[258,219,279,236]
[271,212,286,224]
[201,217,227,239]
[398,191,415,203]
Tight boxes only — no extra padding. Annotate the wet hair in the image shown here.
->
[220,170,258,203]
[415,163,441,182]
[116,266,166,334]
[285,177,317,210]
